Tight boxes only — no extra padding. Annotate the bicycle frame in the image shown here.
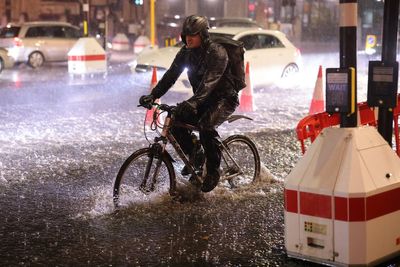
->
[150,109,203,185]
[145,103,253,188]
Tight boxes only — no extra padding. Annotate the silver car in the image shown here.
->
[0,47,14,73]
[0,21,81,68]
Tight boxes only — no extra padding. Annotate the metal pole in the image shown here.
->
[83,0,90,37]
[5,0,11,22]
[339,0,358,127]
[377,0,399,146]
[150,0,155,46]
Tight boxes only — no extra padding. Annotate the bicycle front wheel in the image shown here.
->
[113,147,176,208]
[221,135,261,188]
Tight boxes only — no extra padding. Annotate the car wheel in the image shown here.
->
[0,58,4,74]
[28,52,45,68]
[281,63,299,78]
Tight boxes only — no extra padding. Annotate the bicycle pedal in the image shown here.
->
[189,175,202,188]
[139,186,154,194]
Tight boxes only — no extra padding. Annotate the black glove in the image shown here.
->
[139,94,155,109]
[175,100,197,117]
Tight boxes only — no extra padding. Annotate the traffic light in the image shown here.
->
[248,0,256,18]
[132,0,143,5]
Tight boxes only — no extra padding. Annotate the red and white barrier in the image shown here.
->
[68,37,107,74]
[133,35,151,54]
[112,33,130,51]
[285,126,400,266]
[295,95,400,156]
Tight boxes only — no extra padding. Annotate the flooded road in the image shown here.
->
[0,51,397,266]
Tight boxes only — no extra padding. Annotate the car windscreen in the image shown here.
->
[174,33,235,47]
[174,41,184,47]
[209,33,235,40]
[0,26,21,38]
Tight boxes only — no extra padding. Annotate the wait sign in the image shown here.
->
[326,68,355,114]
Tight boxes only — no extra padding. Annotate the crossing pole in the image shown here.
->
[150,0,155,46]
[377,0,400,146]
[82,0,90,37]
[339,0,358,127]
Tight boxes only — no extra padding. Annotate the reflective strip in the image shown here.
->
[300,192,332,219]
[285,187,400,221]
[284,189,298,213]
[340,3,357,27]
[112,41,130,45]
[68,54,106,61]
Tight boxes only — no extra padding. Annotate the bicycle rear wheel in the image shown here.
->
[221,135,261,188]
[113,147,176,208]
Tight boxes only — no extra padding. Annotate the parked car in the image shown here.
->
[156,16,263,49]
[0,21,81,68]
[209,17,263,29]
[0,47,14,73]
[132,27,301,92]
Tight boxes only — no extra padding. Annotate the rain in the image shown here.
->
[0,48,322,266]
[0,2,398,266]
[0,46,362,266]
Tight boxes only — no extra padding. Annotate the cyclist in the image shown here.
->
[139,15,239,192]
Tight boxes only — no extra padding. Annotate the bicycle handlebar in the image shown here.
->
[138,103,176,113]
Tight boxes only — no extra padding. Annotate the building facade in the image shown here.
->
[0,0,344,45]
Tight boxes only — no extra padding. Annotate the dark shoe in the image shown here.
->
[181,166,190,176]
[201,173,220,192]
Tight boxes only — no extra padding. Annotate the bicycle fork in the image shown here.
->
[140,142,165,193]
[140,114,175,193]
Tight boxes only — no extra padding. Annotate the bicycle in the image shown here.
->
[113,103,261,208]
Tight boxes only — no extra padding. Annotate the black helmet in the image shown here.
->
[181,15,209,44]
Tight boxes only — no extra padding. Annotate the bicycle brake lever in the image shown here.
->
[138,103,154,110]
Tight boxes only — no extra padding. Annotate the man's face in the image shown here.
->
[185,34,201,49]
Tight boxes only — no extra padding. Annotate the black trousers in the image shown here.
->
[171,97,238,175]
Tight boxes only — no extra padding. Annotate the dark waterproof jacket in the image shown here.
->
[151,40,238,108]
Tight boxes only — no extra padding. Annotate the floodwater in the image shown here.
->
[0,51,397,266]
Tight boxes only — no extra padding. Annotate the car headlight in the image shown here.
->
[128,59,138,69]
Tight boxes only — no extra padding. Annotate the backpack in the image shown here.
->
[211,35,247,91]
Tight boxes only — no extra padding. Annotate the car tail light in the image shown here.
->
[295,48,301,57]
[13,37,23,47]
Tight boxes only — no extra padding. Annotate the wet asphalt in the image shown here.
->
[0,52,398,266]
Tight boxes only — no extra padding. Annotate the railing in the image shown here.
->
[296,95,400,156]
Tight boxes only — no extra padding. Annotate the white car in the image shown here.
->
[131,27,302,92]
[209,17,263,29]
[0,21,81,68]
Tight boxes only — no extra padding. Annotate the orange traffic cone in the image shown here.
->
[145,67,160,125]
[239,62,254,112]
[308,65,324,115]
